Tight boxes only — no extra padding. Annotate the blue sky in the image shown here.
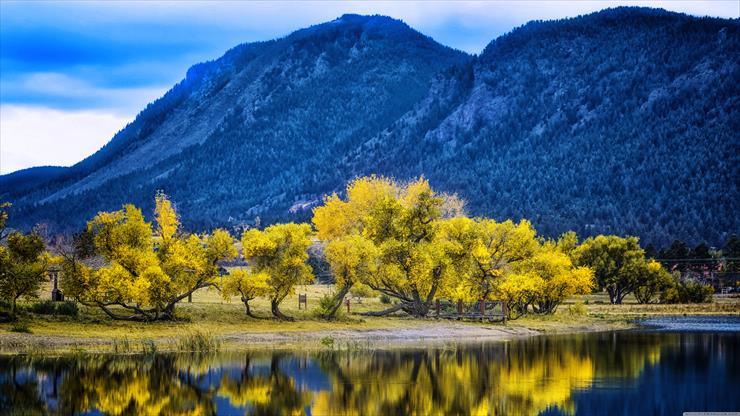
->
[1,1,737,174]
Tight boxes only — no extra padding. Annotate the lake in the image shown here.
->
[2,316,739,415]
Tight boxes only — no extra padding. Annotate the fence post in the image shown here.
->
[436,299,441,318]
[457,299,463,319]
[346,298,351,314]
[502,301,508,325]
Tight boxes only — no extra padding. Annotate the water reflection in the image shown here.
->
[1,331,738,415]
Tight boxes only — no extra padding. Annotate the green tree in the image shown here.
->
[0,202,11,241]
[573,235,646,304]
[633,259,673,304]
[241,223,314,320]
[724,234,740,272]
[0,232,50,317]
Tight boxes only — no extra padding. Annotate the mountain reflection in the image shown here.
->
[1,332,738,415]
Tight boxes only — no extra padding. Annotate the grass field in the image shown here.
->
[1,283,738,354]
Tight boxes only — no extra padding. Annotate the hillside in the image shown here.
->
[2,8,738,246]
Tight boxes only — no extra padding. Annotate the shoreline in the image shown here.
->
[2,293,737,356]
[0,317,637,355]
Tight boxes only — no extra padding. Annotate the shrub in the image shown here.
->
[567,301,587,317]
[660,274,713,304]
[29,300,57,315]
[314,292,345,320]
[28,300,79,317]
[56,301,79,317]
[379,294,392,304]
[9,321,31,333]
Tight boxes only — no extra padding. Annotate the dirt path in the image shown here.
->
[220,322,539,348]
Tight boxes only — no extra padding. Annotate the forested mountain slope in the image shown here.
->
[3,8,738,246]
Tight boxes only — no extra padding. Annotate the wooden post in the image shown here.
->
[188,293,192,303]
[435,299,441,318]
[502,301,508,325]
[346,298,351,314]
[298,294,307,310]
[51,270,64,302]
[479,300,485,315]
[457,299,463,319]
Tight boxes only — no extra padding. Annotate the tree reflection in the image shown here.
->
[311,334,664,415]
[217,354,311,415]
[2,332,737,415]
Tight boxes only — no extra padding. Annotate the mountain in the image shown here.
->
[0,166,68,195]
[2,8,738,247]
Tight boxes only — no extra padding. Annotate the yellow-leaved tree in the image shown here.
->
[240,223,314,320]
[439,218,540,302]
[222,269,271,318]
[61,193,236,321]
[321,235,379,319]
[314,176,462,317]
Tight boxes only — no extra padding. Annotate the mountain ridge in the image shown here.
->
[3,7,738,247]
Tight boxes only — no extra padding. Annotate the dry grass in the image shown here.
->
[2,284,737,354]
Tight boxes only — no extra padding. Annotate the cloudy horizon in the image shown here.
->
[1,0,737,174]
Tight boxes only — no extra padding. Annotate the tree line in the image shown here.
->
[0,176,716,322]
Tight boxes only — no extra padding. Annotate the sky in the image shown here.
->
[1,1,737,174]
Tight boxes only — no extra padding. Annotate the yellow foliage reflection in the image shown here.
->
[0,334,668,415]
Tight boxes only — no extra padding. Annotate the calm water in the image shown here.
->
[2,317,739,415]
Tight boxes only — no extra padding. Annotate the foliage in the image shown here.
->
[60,193,236,321]
[320,235,379,318]
[0,231,50,317]
[660,273,714,304]
[633,260,673,304]
[9,321,31,333]
[241,223,314,320]
[28,300,79,317]
[222,269,270,318]
[439,217,539,302]
[573,235,646,304]
[349,283,375,299]
[315,292,346,321]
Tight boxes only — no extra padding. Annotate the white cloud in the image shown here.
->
[0,105,133,173]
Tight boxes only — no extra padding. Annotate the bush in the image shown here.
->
[57,301,79,317]
[314,292,345,320]
[567,301,587,317]
[28,300,79,317]
[660,275,714,304]
[29,300,57,315]
[379,294,392,304]
[9,321,31,333]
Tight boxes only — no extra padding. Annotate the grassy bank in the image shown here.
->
[1,285,737,354]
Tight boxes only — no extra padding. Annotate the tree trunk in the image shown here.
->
[321,283,351,319]
[242,298,260,319]
[271,299,294,321]
[360,303,405,316]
